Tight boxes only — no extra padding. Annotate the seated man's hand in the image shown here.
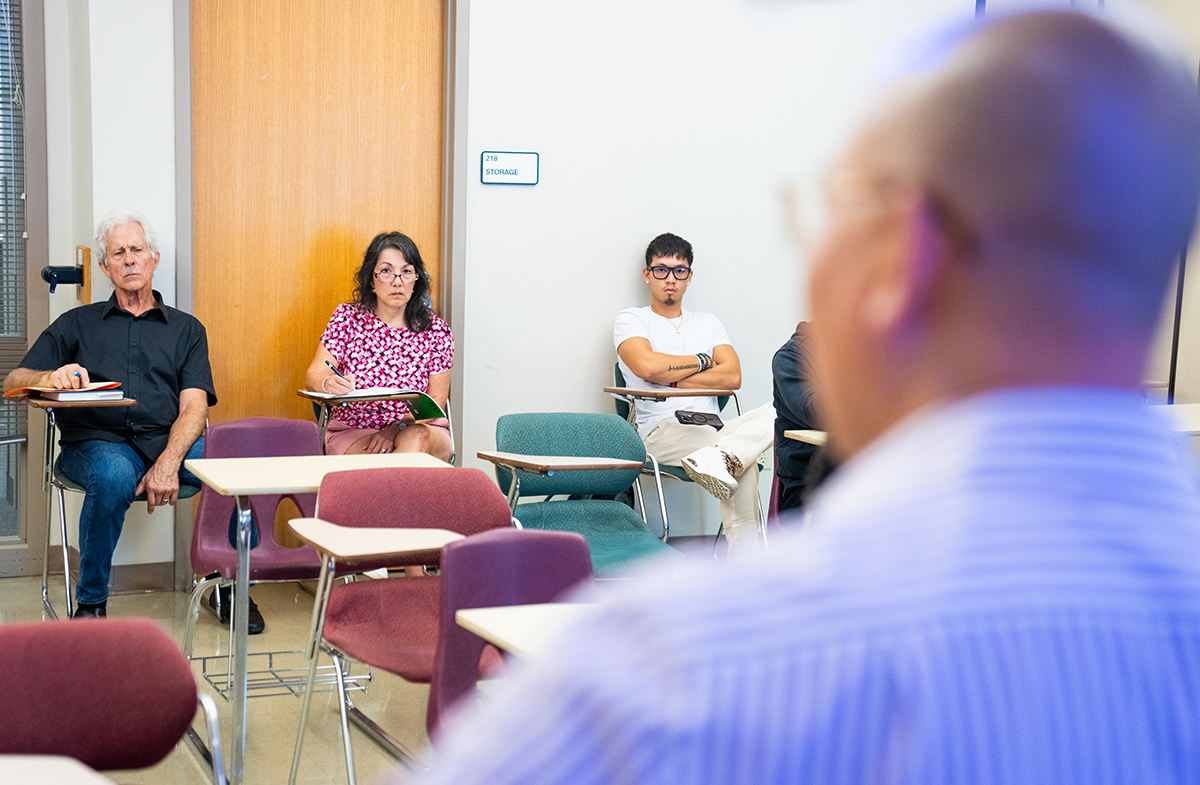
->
[137,458,181,513]
[46,364,90,389]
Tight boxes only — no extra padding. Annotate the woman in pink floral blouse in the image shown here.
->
[305,232,454,461]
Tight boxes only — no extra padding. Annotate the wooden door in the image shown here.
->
[192,0,446,425]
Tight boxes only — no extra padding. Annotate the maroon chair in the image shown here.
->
[182,417,323,655]
[0,617,226,784]
[427,528,592,739]
[290,466,514,784]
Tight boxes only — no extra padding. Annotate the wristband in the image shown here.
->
[321,376,330,392]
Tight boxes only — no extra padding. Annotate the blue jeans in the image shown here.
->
[60,437,205,605]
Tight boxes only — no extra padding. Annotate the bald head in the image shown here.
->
[809,10,1200,459]
[879,10,1200,332]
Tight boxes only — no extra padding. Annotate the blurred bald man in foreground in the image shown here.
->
[409,11,1200,784]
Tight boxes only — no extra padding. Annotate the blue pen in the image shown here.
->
[324,360,350,381]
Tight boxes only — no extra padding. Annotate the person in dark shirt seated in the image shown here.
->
[772,322,821,512]
[3,212,222,623]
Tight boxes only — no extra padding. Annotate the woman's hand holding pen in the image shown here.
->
[322,359,357,395]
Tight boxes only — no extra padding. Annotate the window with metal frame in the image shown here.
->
[0,0,25,539]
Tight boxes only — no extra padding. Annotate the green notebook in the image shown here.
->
[304,388,446,420]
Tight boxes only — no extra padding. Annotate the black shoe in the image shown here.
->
[72,601,107,619]
[205,586,265,635]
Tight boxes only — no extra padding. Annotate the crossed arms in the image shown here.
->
[616,338,742,390]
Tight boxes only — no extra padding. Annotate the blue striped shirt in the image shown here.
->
[412,388,1200,785]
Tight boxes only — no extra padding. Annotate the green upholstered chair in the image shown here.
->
[491,412,680,577]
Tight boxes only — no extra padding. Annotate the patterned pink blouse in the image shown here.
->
[320,303,454,429]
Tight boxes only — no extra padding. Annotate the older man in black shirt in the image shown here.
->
[4,212,217,620]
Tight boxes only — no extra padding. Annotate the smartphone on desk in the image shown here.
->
[675,410,724,430]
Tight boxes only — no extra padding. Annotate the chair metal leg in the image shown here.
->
[56,485,73,619]
[183,574,224,658]
[346,703,425,771]
[317,403,330,455]
[230,497,255,785]
[333,651,358,785]
[757,485,769,548]
[644,456,671,542]
[289,553,338,785]
[41,478,55,619]
[197,691,230,785]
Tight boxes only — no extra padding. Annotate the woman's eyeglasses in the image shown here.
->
[375,268,418,284]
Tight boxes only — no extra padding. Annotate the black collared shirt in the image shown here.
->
[20,290,218,462]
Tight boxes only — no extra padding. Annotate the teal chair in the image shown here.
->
[490,413,680,577]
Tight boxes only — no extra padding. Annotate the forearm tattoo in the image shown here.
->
[669,362,700,373]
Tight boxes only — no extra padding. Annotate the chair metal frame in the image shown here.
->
[484,413,681,578]
[289,467,515,784]
[178,417,372,779]
[293,556,421,784]
[497,456,661,539]
[33,404,201,619]
[426,529,592,737]
[0,617,230,785]
[607,370,767,550]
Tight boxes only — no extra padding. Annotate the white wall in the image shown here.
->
[457,0,970,535]
[42,0,177,567]
[986,0,1199,402]
[1132,0,1200,402]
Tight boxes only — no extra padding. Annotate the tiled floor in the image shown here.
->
[0,575,429,785]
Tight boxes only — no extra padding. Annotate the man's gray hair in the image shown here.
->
[95,210,159,267]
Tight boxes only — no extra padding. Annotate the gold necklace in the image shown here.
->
[665,314,683,337]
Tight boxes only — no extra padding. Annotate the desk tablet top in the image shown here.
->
[0,755,116,783]
[455,602,592,659]
[476,451,643,474]
[1153,403,1200,435]
[604,386,736,399]
[783,429,827,446]
[288,518,463,562]
[297,389,420,404]
[185,452,450,496]
[24,398,136,409]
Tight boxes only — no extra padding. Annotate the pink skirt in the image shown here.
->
[324,417,451,455]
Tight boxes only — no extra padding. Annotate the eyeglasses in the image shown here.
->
[648,265,692,280]
[374,268,418,284]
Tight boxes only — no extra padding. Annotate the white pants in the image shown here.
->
[642,402,775,555]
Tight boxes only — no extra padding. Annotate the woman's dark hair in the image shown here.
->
[352,231,434,332]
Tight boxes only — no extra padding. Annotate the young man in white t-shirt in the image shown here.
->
[614,233,774,554]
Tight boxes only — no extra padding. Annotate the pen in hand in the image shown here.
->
[324,359,355,392]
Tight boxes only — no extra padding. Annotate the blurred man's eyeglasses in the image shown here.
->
[375,269,417,284]
[648,265,692,280]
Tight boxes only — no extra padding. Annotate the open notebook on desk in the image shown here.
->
[3,381,124,402]
[299,388,446,420]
